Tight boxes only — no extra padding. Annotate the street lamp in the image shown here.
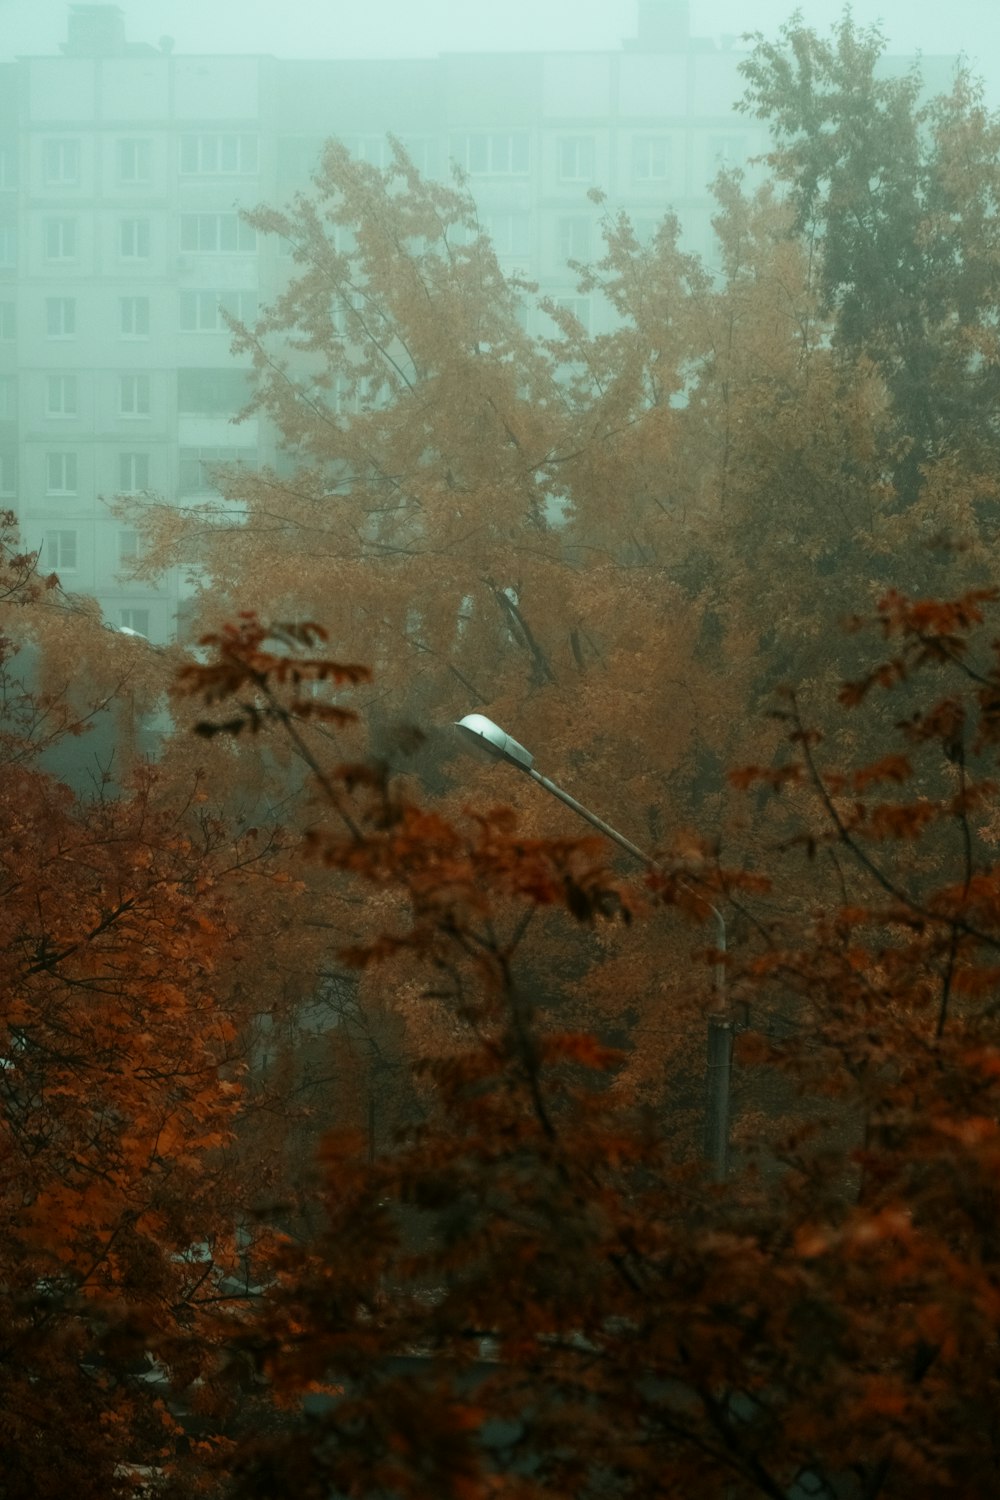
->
[455,713,733,1181]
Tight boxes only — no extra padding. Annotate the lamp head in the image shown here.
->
[454,713,534,771]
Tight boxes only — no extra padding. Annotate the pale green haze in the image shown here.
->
[1,0,999,83]
[2,0,998,645]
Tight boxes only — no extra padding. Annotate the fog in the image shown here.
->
[4,0,1000,646]
[2,0,1000,78]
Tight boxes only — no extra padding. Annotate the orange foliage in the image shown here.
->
[0,523,302,1498]
[13,11,1000,1492]
[173,577,1000,1498]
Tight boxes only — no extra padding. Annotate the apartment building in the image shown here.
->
[0,3,948,642]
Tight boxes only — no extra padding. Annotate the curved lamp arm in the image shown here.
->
[455,712,725,988]
[455,711,733,1180]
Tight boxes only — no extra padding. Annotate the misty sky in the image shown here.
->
[2,0,1000,105]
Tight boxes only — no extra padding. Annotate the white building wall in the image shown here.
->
[0,16,939,643]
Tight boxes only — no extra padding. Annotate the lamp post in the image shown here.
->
[455,713,733,1181]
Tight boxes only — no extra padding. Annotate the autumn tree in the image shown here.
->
[145,29,1000,1482]
[120,137,735,1127]
[739,12,1000,516]
[125,19,1000,867]
[0,518,352,1498]
[117,22,1000,1158]
[126,137,719,827]
[164,575,1000,1500]
[4,10,994,1484]
[97,26,1000,1490]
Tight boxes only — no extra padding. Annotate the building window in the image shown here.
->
[178,446,256,494]
[117,527,140,563]
[179,134,258,176]
[330,288,366,337]
[120,296,150,338]
[482,213,530,259]
[709,134,746,168]
[332,374,361,415]
[632,137,671,182]
[43,218,77,261]
[0,302,14,340]
[177,368,251,416]
[45,373,78,418]
[119,373,150,418]
[179,288,257,332]
[117,138,152,184]
[118,607,150,635]
[45,297,76,338]
[558,137,596,182]
[555,296,592,333]
[558,217,592,261]
[119,218,151,259]
[401,136,436,177]
[0,224,16,268]
[45,452,78,495]
[44,529,78,571]
[118,453,150,493]
[0,449,15,496]
[179,214,256,254]
[342,135,394,169]
[0,376,15,420]
[457,133,529,176]
[42,139,80,186]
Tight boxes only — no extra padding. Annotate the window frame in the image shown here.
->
[43,217,77,262]
[482,212,531,260]
[179,288,257,333]
[557,136,596,183]
[457,132,529,177]
[554,295,592,333]
[45,372,78,419]
[45,297,76,339]
[42,138,81,187]
[45,451,79,496]
[632,135,671,183]
[117,137,153,185]
[178,445,257,494]
[558,216,592,262]
[118,373,151,419]
[119,217,151,260]
[118,607,150,636]
[117,526,141,563]
[179,134,259,176]
[44,528,78,571]
[179,213,257,255]
[177,368,251,417]
[117,454,150,494]
[0,223,16,269]
[119,296,150,339]
[709,134,747,169]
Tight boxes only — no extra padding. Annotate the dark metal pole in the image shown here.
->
[705,1015,733,1182]
[525,766,656,867]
